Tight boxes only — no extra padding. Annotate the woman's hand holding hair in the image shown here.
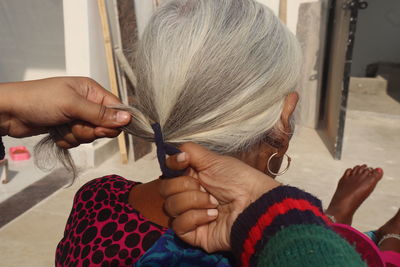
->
[0,77,131,148]
[160,143,281,252]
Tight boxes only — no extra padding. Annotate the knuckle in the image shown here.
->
[190,210,200,221]
[81,76,93,83]
[77,77,95,90]
[190,191,198,203]
[164,198,172,214]
[182,212,194,227]
[164,198,178,217]
[183,178,190,190]
[98,105,107,121]
[72,125,90,140]
[107,130,120,137]
[56,140,73,149]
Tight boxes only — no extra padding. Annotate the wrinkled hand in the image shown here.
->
[0,77,131,148]
[160,143,281,252]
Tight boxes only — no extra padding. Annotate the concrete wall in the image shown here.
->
[280,0,328,128]
[63,0,110,89]
[351,0,400,76]
[0,0,66,82]
[295,0,329,128]
[287,0,321,33]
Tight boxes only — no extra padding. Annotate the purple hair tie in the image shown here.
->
[151,123,186,179]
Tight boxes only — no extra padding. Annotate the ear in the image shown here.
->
[280,92,299,132]
[276,92,299,157]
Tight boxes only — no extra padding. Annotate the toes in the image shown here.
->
[343,168,352,177]
[340,168,353,181]
[372,168,384,180]
[361,168,371,177]
[356,164,368,175]
[362,165,374,174]
[350,165,360,175]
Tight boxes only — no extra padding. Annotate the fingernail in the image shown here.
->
[177,152,187,162]
[210,195,218,205]
[117,111,130,123]
[207,209,218,216]
[376,168,383,174]
[200,186,206,192]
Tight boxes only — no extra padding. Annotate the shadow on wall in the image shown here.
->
[351,0,400,77]
[0,0,65,82]
[366,62,400,103]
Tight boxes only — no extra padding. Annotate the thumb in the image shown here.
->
[178,143,220,172]
[68,97,131,128]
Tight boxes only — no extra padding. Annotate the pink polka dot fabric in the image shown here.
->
[56,175,167,267]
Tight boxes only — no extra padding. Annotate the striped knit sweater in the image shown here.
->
[230,186,367,267]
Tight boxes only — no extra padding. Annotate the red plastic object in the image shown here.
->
[9,146,31,161]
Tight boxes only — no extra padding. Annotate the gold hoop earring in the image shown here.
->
[267,152,291,176]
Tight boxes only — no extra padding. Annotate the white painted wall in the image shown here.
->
[351,0,400,76]
[62,0,114,163]
[134,0,157,38]
[0,0,66,82]
[63,0,110,89]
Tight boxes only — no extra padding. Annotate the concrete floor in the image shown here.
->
[348,75,400,116]
[0,135,49,203]
[348,88,400,116]
[0,109,399,266]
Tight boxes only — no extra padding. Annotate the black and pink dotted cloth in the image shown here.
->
[56,175,167,267]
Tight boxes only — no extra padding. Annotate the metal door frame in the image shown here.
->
[318,0,368,159]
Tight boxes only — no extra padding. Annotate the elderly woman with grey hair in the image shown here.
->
[54,0,368,266]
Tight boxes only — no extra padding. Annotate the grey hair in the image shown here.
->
[34,131,77,186]
[35,0,302,178]
[122,0,302,153]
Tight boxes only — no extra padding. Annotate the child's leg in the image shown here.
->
[377,209,400,253]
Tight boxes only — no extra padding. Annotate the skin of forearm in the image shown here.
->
[0,82,22,136]
[0,84,12,136]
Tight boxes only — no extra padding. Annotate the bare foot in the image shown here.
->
[376,209,400,253]
[325,165,383,225]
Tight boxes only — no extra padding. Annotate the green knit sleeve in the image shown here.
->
[257,224,367,267]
